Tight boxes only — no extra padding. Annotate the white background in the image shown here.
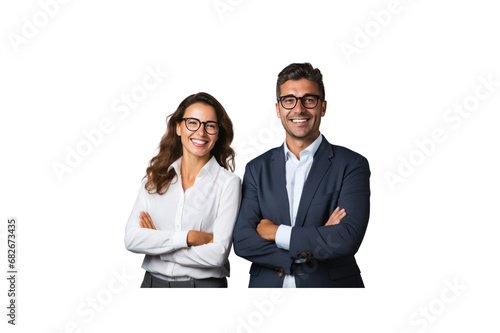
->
[1,0,499,332]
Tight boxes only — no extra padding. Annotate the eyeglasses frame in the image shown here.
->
[277,94,322,110]
[181,117,221,135]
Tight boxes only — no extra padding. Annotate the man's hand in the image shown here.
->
[324,207,346,226]
[187,230,213,246]
[139,211,157,230]
[256,219,279,241]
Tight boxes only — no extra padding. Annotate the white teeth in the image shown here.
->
[191,139,207,145]
[292,119,307,123]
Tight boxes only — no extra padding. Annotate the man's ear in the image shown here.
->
[276,102,281,118]
[321,100,327,117]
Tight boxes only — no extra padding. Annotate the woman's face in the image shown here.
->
[176,102,219,160]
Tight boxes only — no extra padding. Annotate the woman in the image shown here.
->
[125,92,241,288]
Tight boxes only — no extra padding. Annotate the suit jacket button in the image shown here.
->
[278,268,284,278]
[301,251,307,258]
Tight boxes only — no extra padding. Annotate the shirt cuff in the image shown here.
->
[173,230,189,249]
[275,225,292,250]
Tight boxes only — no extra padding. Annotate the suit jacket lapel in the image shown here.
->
[295,138,334,227]
[270,144,292,226]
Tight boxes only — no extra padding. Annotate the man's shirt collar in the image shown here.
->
[284,133,323,161]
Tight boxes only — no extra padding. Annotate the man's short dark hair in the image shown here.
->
[276,63,325,100]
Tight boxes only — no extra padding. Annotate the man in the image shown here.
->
[233,63,370,287]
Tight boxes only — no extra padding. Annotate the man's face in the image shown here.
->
[275,78,326,144]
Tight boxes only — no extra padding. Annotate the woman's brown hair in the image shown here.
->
[144,92,235,194]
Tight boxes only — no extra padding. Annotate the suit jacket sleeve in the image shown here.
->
[289,154,370,260]
[233,163,294,273]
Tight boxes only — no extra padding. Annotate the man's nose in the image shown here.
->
[294,97,306,111]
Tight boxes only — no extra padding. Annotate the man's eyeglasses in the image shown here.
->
[278,94,321,110]
[181,118,220,135]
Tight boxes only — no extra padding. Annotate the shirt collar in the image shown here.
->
[168,155,219,179]
[284,133,323,161]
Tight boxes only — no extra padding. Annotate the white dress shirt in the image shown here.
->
[125,156,241,280]
[275,134,323,287]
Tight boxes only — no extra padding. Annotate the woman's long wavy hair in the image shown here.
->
[144,92,235,195]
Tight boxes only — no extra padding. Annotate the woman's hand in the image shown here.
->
[324,207,347,226]
[187,230,213,246]
[139,211,157,230]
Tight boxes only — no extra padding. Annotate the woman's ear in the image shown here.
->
[176,122,181,136]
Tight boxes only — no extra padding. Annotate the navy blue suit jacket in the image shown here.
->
[233,136,370,287]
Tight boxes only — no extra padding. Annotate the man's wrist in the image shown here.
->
[269,224,279,241]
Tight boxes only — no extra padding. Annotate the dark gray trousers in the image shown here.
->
[140,271,227,288]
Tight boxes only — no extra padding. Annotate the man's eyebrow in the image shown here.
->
[279,93,317,98]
